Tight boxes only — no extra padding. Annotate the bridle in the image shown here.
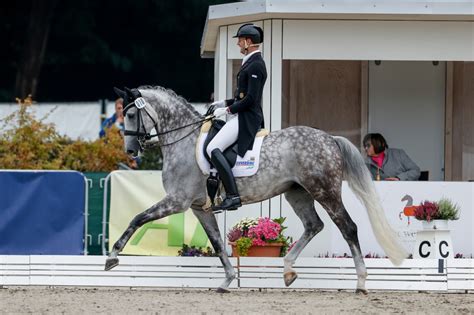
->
[122,97,213,149]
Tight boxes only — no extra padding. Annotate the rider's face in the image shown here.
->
[237,37,249,55]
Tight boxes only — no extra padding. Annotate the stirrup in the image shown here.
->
[212,196,241,213]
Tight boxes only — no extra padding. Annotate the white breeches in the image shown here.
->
[206,115,239,157]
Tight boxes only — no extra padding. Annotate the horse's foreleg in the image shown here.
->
[105,195,187,271]
[283,185,324,287]
[192,208,236,293]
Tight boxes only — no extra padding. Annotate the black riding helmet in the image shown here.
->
[233,23,264,44]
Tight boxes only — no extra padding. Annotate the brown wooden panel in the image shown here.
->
[282,60,362,145]
[452,62,474,181]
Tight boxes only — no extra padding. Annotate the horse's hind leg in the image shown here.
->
[192,209,236,293]
[317,195,368,294]
[283,184,325,287]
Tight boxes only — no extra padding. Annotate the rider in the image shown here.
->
[207,23,268,212]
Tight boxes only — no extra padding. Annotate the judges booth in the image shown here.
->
[200,1,474,218]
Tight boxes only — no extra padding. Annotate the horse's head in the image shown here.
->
[401,194,413,206]
[114,87,159,157]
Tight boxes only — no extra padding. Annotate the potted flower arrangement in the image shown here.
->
[412,198,459,259]
[414,198,460,229]
[226,217,292,257]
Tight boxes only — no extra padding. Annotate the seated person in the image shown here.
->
[99,98,124,138]
[363,133,420,181]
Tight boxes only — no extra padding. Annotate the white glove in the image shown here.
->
[213,107,228,117]
[211,100,226,108]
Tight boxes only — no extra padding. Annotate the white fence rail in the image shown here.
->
[447,259,474,291]
[238,257,452,291]
[1,256,472,292]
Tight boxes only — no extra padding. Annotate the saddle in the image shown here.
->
[196,119,269,210]
[199,119,269,210]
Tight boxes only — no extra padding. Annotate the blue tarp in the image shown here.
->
[0,171,85,254]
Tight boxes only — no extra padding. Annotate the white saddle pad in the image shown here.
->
[195,124,267,177]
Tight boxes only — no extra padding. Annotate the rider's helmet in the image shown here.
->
[233,23,264,44]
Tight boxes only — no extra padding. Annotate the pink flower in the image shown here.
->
[414,201,439,222]
[227,227,243,242]
[247,217,281,246]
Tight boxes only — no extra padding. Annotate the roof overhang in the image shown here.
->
[201,0,474,57]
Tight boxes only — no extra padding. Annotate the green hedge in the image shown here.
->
[0,96,132,171]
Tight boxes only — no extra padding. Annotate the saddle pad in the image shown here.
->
[195,123,267,177]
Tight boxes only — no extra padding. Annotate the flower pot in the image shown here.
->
[229,242,283,257]
[421,219,449,230]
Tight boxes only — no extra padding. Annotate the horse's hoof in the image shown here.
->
[216,287,230,293]
[284,271,298,287]
[355,288,369,295]
[104,257,119,271]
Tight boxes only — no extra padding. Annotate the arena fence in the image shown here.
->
[0,256,472,292]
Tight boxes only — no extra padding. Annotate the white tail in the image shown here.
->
[334,136,407,265]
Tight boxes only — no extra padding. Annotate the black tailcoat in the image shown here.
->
[225,52,267,157]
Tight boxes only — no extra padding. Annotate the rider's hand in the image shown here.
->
[211,100,226,108]
[213,107,228,117]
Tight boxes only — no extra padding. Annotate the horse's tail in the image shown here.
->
[333,136,407,266]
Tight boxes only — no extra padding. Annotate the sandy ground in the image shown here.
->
[0,286,472,314]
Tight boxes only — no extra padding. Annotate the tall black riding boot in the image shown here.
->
[210,148,242,212]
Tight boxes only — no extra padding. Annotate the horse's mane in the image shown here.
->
[138,85,203,117]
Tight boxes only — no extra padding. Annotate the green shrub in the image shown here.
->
[235,237,253,256]
[177,244,216,257]
[0,96,131,171]
[437,198,460,220]
[137,145,163,170]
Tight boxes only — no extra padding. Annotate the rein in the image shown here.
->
[123,98,213,147]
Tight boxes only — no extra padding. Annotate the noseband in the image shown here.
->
[123,97,213,148]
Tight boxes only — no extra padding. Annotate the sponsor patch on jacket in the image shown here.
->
[251,74,258,78]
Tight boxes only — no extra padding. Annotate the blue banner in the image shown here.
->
[0,171,85,255]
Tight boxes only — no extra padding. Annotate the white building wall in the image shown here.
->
[368,61,446,181]
[283,20,474,61]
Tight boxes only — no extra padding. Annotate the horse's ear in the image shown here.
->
[113,87,126,98]
[125,86,142,99]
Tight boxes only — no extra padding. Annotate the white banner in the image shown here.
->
[108,171,211,256]
[281,181,474,258]
[107,171,474,258]
[0,103,101,141]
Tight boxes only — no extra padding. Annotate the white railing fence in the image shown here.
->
[1,256,472,292]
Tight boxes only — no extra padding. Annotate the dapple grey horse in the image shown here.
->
[106,86,407,294]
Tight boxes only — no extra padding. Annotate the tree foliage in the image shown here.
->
[1,0,233,102]
[0,96,131,171]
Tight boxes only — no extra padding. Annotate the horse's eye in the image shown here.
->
[127,112,135,119]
